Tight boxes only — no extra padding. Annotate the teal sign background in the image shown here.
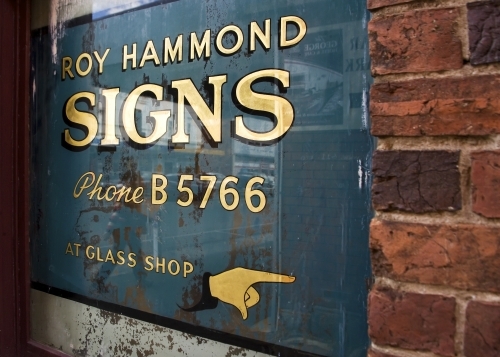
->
[31,1,372,356]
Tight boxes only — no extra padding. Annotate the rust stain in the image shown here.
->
[99,309,122,325]
[225,346,248,357]
[123,285,153,313]
[81,22,101,88]
[167,334,174,350]
[112,228,120,245]
[119,151,145,213]
[174,272,203,325]
[227,206,243,268]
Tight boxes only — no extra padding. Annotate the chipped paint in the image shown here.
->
[32,289,272,357]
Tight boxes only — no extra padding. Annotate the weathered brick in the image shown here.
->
[471,150,500,218]
[370,219,500,293]
[372,151,461,212]
[367,349,398,357]
[468,1,500,65]
[371,75,500,136]
[464,301,500,357]
[368,0,416,10]
[368,8,462,75]
[368,285,456,356]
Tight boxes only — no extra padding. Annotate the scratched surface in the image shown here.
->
[31,289,272,357]
[30,1,372,356]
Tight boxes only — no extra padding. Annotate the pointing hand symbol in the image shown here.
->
[179,267,296,319]
[209,267,295,320]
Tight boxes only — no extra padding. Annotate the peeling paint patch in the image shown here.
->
[226,346,248,357]
[31,289,272,357]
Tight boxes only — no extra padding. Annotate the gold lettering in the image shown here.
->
[63,91,98,148]
[131,187,144,204]
[100,88,120,146]
[156,257,166,274]
[74,243,81,257]
[74,172,144,204]
[164,35,183,64]
[96,247,104,262]
[233,69,294,143]
[250,19,271,52]
[65,242,74,255]
[216,25,243,55]
[86,245,95,259]
[105,249,116,264]
[139,40,160,68]
[144,256,154,271]
[152,174,167,205]
[86,174,104,200]
[171,75,226,144]
[105,185,117,201]
[168,260,180,276]
[75,53,92,77]
[116,251,125,265]
[128,252,137,267]
[74,172,96,198]
[62,56,74,80]
[189,30,211,60]
[92,48,110,74]
[122,84,170,144]
[123,43,137,70]
[279,16,307,48]
[115,186,133,202]
[184,261,193,278]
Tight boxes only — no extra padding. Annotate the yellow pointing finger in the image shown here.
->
[240,269,296,284]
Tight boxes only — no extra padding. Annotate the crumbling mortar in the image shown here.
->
[376,136,497,152]
[375,276,500,303]
[372,62,500,83]
[370,0,471,19]
[375,210,500,227]
[456,4,470,62]
[454,298,468,357]
[371,342,449,357]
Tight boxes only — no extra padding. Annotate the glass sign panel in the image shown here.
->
[30,1,372,356]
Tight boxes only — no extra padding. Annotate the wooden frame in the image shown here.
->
[0,1,65,356]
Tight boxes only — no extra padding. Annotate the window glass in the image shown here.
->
[30,1,372,356]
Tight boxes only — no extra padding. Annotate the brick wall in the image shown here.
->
[367,1,500,356]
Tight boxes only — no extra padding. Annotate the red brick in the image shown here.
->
[368,0,416,10]
[371,75,500,136]
[368,8,462,75]
[468,1,500,65]
[370,219,500,293]
[372,151,461,212]
[471,151,500,218]
[464,301,500,357]
[368,285,456,356]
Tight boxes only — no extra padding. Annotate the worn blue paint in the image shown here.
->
[30,1,372,356]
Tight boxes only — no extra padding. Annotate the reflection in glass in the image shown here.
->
[30,1,372,356]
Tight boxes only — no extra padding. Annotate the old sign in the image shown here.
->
[30,0,372,356]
